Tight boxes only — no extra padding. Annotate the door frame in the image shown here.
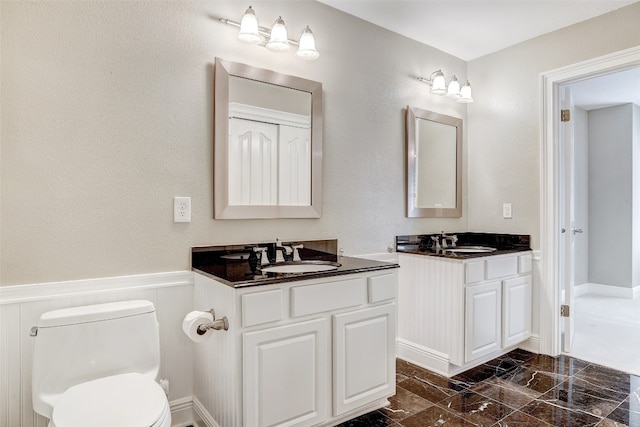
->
[539,45,640,357]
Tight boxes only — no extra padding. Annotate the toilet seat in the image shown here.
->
[50,372,170,427]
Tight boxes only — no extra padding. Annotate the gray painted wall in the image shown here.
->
[2,1,639,286]
[588,104,634,288]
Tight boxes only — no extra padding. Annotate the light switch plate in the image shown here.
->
[502,203,512,219]
[174,197,191,222]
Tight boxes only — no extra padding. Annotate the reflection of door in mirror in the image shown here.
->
[406,106,462,218]
[214,58,323,219]
[228,100,311,206]
[416,119,457,208]
[227,76,312,206]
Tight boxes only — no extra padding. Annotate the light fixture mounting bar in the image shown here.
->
[218,18,300,46]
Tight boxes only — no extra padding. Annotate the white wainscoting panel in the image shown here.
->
[193,273,241,427]
[0,271,194,427]
[397,253,465,366]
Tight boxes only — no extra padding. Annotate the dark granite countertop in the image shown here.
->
[396,232,531,260]
[192,240,399,288]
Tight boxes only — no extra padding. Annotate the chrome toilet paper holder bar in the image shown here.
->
[197,309,229,335]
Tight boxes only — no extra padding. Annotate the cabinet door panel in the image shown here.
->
[465,282,501,363]
[503,275,532,347]
[333,304,396,416]
[243,318,328,427]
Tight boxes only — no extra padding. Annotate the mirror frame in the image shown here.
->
[214,58,323,219]
[406,106,462,218]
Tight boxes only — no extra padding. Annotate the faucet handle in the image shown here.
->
[292,244,303,261]
[430,235,441,250]
[253,247,269,266]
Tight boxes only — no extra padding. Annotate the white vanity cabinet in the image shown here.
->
[397,251,532,376]
[193,269,397,427]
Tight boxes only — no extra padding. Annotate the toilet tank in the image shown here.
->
[32,300,161,419]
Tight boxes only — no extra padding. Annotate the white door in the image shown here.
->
[242,318,328,427]
[332,304,396,416]
[561,86,577,353]
[464,281,502,363]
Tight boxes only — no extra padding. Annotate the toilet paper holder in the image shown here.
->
[197,309,229,334]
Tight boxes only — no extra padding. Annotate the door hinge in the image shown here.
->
[561,304,570,317]
[561,109,571,122]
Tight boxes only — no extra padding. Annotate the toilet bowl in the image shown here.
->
[31,300,172,427]
[50,373,171,427]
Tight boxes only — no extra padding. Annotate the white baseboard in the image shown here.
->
[518,334,540,354]
[192,396,220,427]
[170,397,200,427]
[573,283,637,299]
[397,337,540,377]
[396,338,450,376]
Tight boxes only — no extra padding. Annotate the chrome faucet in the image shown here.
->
[442,232,458,249]
[431,231,458,250]
[275,238,294,262]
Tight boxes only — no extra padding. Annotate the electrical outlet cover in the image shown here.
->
[174,197,191,223]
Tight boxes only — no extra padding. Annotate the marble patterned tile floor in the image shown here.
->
[337,350,640,427]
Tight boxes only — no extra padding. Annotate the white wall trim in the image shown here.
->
[518,334,540,354]
[540,45,640,357]
[396,338,450,377]
[170,397,199,427]
[0,270,194,305]
[573,283,638,299]
[193,396,220,427]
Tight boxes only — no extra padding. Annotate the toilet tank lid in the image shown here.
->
[38,300,155,328]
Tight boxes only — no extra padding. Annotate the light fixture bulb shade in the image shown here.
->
[266,16,289,52]
[431,70,446,95]
[457,81,474,103]
[238,6,261,44]
[446,76,460,98]
[296,26,319,60]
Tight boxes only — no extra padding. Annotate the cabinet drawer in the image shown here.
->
[518,254,533,274]
[368,274,396,303]
[242,289,283,327]
[465,261,485,284]
[291,277,366,317]
[485,256,518,280]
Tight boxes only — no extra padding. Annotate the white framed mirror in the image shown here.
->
[214,58,323,219]
[406,106,462,218]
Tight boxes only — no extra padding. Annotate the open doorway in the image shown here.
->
[539,46,640,372]
[561,67,640,375]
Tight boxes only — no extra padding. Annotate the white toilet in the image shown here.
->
[31,300,172,427]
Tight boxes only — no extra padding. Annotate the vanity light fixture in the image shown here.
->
[218,6,320,60]
[418,70,474,103]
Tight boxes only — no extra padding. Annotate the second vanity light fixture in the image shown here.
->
[219,6,320,60]
[418,70,474,103]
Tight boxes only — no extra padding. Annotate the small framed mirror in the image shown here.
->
[214,58,323,219]
[406,106,462,218]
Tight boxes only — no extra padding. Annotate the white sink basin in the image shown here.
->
[445,246,497,253]
[260,261,340,274]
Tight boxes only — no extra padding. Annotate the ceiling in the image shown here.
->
[317,0,637,61]
[318,0,640,109]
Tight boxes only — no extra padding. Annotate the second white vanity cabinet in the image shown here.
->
[397,251,532,376]
[193,268,397,427]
